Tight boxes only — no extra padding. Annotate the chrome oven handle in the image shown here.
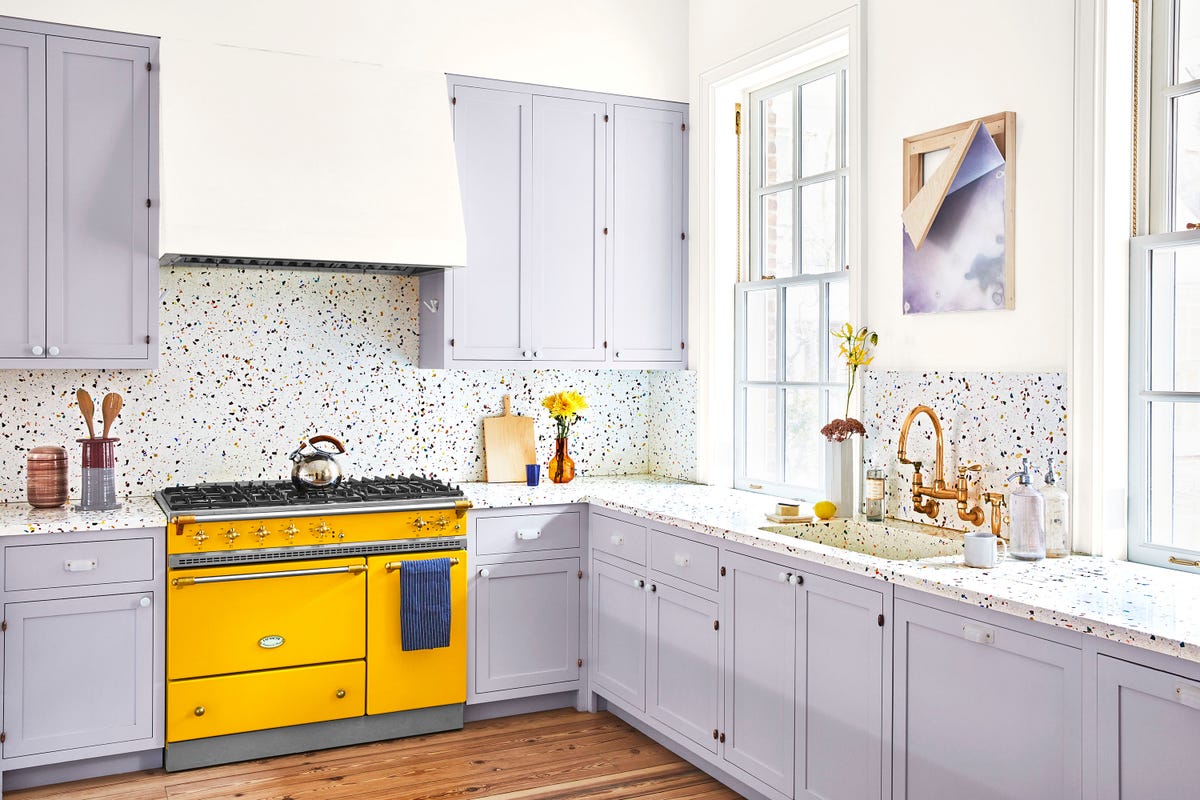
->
[171,564,366,586]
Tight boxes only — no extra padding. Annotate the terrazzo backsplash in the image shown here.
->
[0,268,698,504]
[862,370,1068,531]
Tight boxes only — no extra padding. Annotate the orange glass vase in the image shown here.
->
[548,437,575,484]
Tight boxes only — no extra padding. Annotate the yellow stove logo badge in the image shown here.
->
[258,635,285,649]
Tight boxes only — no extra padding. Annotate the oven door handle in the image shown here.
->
[171,564,367,586]
[384,557,460,572]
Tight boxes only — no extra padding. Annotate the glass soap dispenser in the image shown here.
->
[1042,457,1069,558]
[1007,458,1046,560]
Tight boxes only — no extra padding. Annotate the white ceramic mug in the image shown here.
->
[964,532,1008,569]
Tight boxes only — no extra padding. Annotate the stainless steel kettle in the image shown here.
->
[289,435,346,491]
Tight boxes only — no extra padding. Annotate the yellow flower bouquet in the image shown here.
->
[542,390,588,440]
[821,323,879,442]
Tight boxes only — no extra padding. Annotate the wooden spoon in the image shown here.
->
[101,392,123,439]
[76,389,95,439]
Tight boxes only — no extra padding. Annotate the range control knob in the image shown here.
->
[434,514,450,529]
[313,521,331,539]
[192,529,209,547]
[412,516,428,531]
[224,527,240,544]
[283,523,299,541]
[252,524,270,543]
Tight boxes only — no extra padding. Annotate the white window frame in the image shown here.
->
[734,59,849,499]
[1148,0,1200,232]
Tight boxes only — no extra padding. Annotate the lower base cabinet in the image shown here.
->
[1097,654,1200,799]
[473,557,580,694]
[648,580,720,754]
[591,558,648,710]
[3,593,155,758]
[892,599,1082,800]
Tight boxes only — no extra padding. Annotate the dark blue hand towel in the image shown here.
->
[400,558,452,651]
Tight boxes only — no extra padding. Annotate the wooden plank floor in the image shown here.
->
[9,710,742,800]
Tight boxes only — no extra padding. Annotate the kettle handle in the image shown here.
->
[308,434,346,454]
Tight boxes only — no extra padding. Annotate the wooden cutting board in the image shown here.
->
[483,395,536,483]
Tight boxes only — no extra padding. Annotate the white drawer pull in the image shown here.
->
[515,529,541,541]
[1176,685,1200,711]
[962,622,995,645]
[611,534,624,546]
[64,559,97,573]
[673,553,690,568]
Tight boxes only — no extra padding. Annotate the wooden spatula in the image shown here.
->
[101,392,123,438]
[76,389,95,439]
[482,395,536,483]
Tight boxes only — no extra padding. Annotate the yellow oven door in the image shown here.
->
[168,557,366,680]
[366,551,467,714]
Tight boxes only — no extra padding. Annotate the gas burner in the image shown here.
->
[157,475,464,513]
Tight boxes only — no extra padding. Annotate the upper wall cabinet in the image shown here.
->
[0,18,158,369]
[420,76,687,370]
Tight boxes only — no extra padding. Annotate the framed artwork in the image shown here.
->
[901,111,1016,314]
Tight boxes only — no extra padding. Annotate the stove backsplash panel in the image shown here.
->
[862,370,1069,530]
[0,268,698,503]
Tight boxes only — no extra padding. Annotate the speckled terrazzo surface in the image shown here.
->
[863,370,1068,531]
[0,496,166,535]
[0,268,695,503]
[465,475,1200,664]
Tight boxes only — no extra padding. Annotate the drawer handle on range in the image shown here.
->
[64,559,97,572]
[515,529,542,540]
[171,564,367,586]
[478,568,490,578]
[385,558,460,572]
[1177,685,1200,711]
[673,553,690,567]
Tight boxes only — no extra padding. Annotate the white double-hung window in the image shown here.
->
[1129,0,1200,569]
[734,60,849,498]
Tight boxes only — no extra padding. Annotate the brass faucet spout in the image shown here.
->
[897,405,946,486]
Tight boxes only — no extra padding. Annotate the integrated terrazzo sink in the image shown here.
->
[759,518,964,561]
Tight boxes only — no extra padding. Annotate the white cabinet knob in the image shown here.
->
[139,596,152,608]
[778,571,790,583]
[615,352,621,358]
[47,346,60,356]
[534,351,541,358]
[787,574,800,585]
[522,350,530,358]
[31,345,43,356]
[633,578,645,588]
[478,568,490,578]
[611,535,624,546]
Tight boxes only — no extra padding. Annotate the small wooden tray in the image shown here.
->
[765,513,814,524]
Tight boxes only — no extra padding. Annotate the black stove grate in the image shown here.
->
[158,476,465,512]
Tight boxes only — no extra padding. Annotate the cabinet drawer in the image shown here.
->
[476,511,581,555]
[590,513,647,565]
[5,537,154,591]
[649,529,719,591]
[167,660,365,742]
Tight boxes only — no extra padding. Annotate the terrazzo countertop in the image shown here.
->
[461,475,1200,664]
[0,496,167,535]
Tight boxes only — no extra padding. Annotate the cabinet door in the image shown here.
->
[647,580,720,753]
[450,85,531,361]
[893,600,1082,800]
[530,95,606,361]
[474,557,580,694]
[722,552,797,796]
[1097,655,1200,799]
[3,592,154,757]
[0,29,45,360]
[797,574,884,800]
[611,103,685,364]
[45,37,152,362]
[591,557,647,711]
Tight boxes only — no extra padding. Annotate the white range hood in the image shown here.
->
[158,39,466,273]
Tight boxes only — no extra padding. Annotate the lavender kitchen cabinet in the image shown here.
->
[647,580,720,754]
[610,104,686,366]
[1097,654,1200,799]
[2,593,154,758]
[590,557,648,711]
[892,598,1082,800]
[0,19,158,369]
[473,557,581,695]
[420,76,686,370]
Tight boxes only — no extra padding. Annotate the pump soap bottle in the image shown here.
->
[1042,457,1069,558]
[1007,457,1046,561]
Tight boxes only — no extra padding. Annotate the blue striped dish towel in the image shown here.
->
[400,558,452,651]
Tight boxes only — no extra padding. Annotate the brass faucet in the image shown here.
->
[896,404,986,526]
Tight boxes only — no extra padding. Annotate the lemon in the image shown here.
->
[813,501,837,520]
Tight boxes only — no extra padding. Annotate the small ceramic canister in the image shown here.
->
[27,445,69,508]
